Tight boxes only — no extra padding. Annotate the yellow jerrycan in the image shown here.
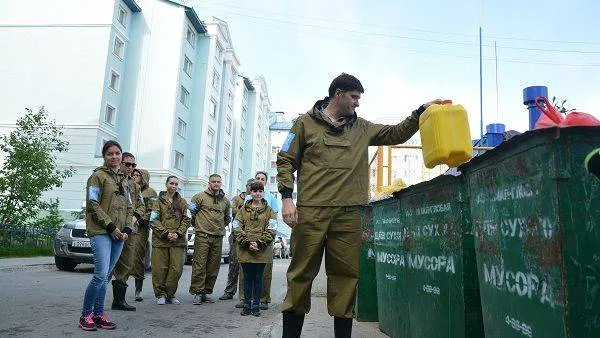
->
[419,103,473,168]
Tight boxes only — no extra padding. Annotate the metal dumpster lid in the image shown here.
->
[458,126,600,171]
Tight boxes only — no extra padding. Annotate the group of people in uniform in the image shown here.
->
[78,73,449,338]
[78,140,281,331]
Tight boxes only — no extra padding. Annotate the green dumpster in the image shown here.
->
[373,197,407,337]
[461,126,600,337]
[374,175,484,337]
[356,205,379,322]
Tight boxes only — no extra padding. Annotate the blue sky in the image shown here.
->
[193,0,600,135]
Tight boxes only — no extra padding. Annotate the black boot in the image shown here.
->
[134,279,143,302]
[282,312,305,338]
[334,317,352,338]
[112,281,136,311]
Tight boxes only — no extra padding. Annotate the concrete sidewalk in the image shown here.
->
[262,297,388,338]
[0,256,54,269]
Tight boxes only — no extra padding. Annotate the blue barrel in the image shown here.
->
[485,123,505,147]
[523,86,548,130]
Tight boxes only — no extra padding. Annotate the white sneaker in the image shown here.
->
[156,297,166,305]
[168,297,181,305]
[193,294,202,305]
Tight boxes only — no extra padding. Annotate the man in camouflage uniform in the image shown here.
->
[189,174,232,304]
[277,73,446,337]
[111,152,145,311]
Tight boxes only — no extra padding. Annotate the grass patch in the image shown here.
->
[0,245,53,258]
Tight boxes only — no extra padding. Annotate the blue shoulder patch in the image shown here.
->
[88,186,101,202]
[281,132,296,152]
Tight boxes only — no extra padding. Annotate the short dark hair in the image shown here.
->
[255,171,268,180]
[249,181,264,191]
[102,140,122,157]
[246,178,256,186]
[209,174,221,180]
[328,73,364,98]
[122,152,135,160]
[165,175,178,184]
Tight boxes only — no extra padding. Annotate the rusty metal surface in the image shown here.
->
[373,175,483,337]
[462,126,600,337]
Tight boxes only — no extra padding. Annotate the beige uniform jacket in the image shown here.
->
[189,189,231,236]
[85,166,133,237]
[277,98,421,206]
[150,191,190,247]
[234,199,276,264]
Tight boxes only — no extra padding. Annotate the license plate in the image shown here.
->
[72,241,90,248]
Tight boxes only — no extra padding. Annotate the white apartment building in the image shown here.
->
[228,74,271,194]
[0,0,269,209]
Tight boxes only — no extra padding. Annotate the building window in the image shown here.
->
[227,92,234,108]
[224,143,230,160]
[239,148,244,160]
[104,103,116,125]
[209,99,217,118]
[231,69,237,84]
[207,128,215,148]
[238,168,243,180]
[180,86,190,107]
[174,151,184,170]
[183,56,193,77]
[240,127,246,143]
[205,157,214,176]
[271,146,280,154]
[108,69,120,92]
[242,107,247,120]
[215,43,222,62]
[270,161,277,169]
[177,118,187,138]
[225,117,232,135]
[186,25,195,47]
[212,70,220,90]
[113,36,125,59]
[117,6,127,27]
[270,176,276,184]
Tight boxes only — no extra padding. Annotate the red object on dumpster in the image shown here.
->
[534,96,600,129]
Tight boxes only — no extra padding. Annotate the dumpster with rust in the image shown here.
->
[374,174,484,337]
[355,205,378,322]
[461,126,600,337]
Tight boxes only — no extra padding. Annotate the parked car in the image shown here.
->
[54,219,152,271]
[185,226,231,265]
[273,237,290,259]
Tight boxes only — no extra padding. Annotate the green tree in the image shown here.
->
[0,107,74,227]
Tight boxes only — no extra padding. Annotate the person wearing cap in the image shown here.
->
[277,73,447,338]
[111,152,145,311]
[218,178,255,301]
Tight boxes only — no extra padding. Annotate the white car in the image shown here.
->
[185,227,231,265]
[54,219,152,271]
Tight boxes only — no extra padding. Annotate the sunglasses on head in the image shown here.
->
[123,162,137,168]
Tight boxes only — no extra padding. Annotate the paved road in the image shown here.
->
[0,258,290,337]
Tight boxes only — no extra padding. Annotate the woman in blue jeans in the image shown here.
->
[233,181,276,316]
[78,140,134,331]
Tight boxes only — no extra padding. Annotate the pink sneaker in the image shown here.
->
[92,314,116,330]
[78,314,97,331]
